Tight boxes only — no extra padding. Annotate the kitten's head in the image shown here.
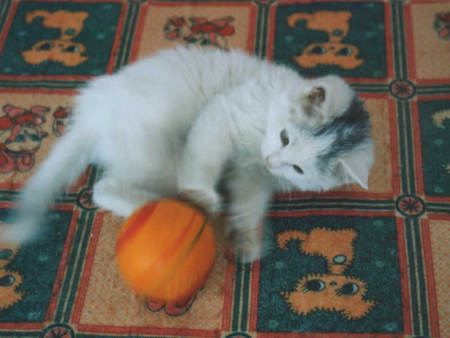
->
[261,75,373,191]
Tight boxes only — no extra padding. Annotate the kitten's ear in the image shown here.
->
[307,86,326,108]
[301,75,353,122]
[302,86,327,118]
[338,142,374,190]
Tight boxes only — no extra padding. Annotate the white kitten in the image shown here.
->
[1,46,373,262]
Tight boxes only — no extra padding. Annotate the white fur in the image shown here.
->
[0,46,373,261]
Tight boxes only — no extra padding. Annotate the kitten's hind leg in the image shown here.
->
[92,176,160,217]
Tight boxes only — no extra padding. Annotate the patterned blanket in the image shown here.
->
[0,0,449,337]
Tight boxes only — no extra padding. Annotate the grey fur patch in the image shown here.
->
[314,96,371,163]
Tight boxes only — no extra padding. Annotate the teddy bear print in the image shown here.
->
[287,11,364,70]
[22,10,89,67]
[277,228,376,319]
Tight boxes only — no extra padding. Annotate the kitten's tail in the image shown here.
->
[0,129,94,244]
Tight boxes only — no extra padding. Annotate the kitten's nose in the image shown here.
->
[265,155,281,169]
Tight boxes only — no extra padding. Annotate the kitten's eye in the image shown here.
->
[280,129,289,146]
[293,165,304,174]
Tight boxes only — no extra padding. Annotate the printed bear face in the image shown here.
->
[22,10,89,67]
[22,40,88,67]
[287,10,364,70]
[294,42,364,70]
[283,273,375,319]
[277,227,376,319]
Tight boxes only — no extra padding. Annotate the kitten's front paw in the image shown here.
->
[179,187,220,215]
[229,227,264,263]
[237,241,263,263]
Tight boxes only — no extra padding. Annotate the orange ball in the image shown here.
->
[115,199,216,303]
